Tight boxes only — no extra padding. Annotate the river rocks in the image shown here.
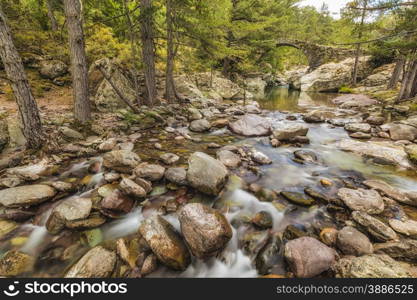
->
[374,239,417,262]
[179,203,232,258]
[103,150,141,173]
[388,219,417,238]
[100,189,135,216]
[338,139,412,169]
[363,180,411,205]
[366,116,385,126]
[229,114,271,137]
[189,119,211,132]
[281,191,315,206]
[0,185,56,208]
[284,237,336,278]
[188,107,202,120]
[383,123,417,141]
[216,150,241,168]
[60,127,84,140]
[98,138,118,152]
[0,251,34,276]
[187,152,228,195]
[119,177,147,198]
[351,211,398,242]
[134,163,165,181]
[294,150,317,163]
[344,123,371,133]
[272,123,308,141]
[320,228,338,246]
[0,219,17,238]
[337,226,373,256]
[250,149,272,165]
[333,254,412,278]
[39,59,68,79]
[337,188,384,214]
[65,246,116,278]
[5,159,50,181]
[333,94,378,109]
[405,144,417,165]
[303,110,335,123]
[252,211,273,229]
[165,167,187,185]
[139,215,191,270]
[160,153,180,165]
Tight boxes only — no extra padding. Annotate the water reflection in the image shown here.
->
[258,87,337,111]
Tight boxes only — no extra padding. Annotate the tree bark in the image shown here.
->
[404,60,417,99]
[140,0,157,106]
[397,59,416,102]
[63,0,91,124]
[0,7,44,149]
[352,0,368,86]
[46,0,58,31]
[123,0,142,106]
[165,0,177,103]
[387,57,404,89]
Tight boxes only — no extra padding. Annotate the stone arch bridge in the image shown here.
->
[276,39,357,70]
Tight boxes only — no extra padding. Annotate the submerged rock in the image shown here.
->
[65,246,116,278]
[337,188,384,214]
[179,203,232,258]
[250,149,272,165]
[216,150,241,168]
[0,185,56,208]
[281,191,315,206]
[284,237,336,278]
[103,150,141,173]
[333,254,412,278]
[336,226,373,256]
[139,215,191,271]
[228,114,271,137]
[186,152,228,195]
[0,251,34,276]
[293,150,318,163]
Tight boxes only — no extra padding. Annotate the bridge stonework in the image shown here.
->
[276,40,357,70]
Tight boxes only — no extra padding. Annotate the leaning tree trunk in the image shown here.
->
[140,0,157,106]
[404,60,417,99]
[352,0,368,86]
[388,57,405,89]
[0,7,44,149]
[397,59,417,102]
[46,0,58,31]
[165,0,177,103]
[63,0,91,124]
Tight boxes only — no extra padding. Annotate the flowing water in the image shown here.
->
[1,87,417,278]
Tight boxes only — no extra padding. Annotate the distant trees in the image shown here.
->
[0,6,44,149]
[63,0,91,123]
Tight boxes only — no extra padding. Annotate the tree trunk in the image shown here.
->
[404,60,417,99]
[387,57,404,89]
[352,0,368,86]
[140,0,157,106]
[123,0,142,106]
[63,0,91,124]
[397,60,416,102]
[0,7,44,149]
[165,0,177,103]
[46,0,58,31]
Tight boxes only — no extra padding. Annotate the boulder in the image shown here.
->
[336,226,373,256]
[100,189,135,216]
[216,150,241,168]
[388,219,417,238]
[39,60,68,79]
[165,167,187,185]
[333,254,412,278]
[332,94,378,109]
[352,211,398,242]
[250,149,272,165]
[65,246,116,278]
[361,63,397,87]
[337,188,384,214]
[344,123,371,133]
[374,239,417,262]
[5,159,50,181]
[187,107,203,120]
[60,127,84,140]
[363,180,412,205]
[186,152,228,195]
[134,163,165,181]
[273,123,309,141]
[119,177,147,198]
[284,237,336,278]
[382,123,417,141]
[189,119,211,132]
[139,215,191,271]
[303,110,335,123]
[0,185,56,207]
[229,114,271,137]
[338,139,412,169]
[179,203,232,258]
[103,150,141,173]
[294,150,317,163]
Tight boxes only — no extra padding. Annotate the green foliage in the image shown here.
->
[339,86,354,94]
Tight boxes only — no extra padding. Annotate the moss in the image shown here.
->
[338,86,354,94]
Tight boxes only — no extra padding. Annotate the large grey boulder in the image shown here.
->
[336,226,373,256]
[179,203,232,258]
[228,114,271,137]
[186,152,228,195]
[273,123,309,141]
[39,60,68,79]
[103,150,141,173]
[337,188,384,214]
